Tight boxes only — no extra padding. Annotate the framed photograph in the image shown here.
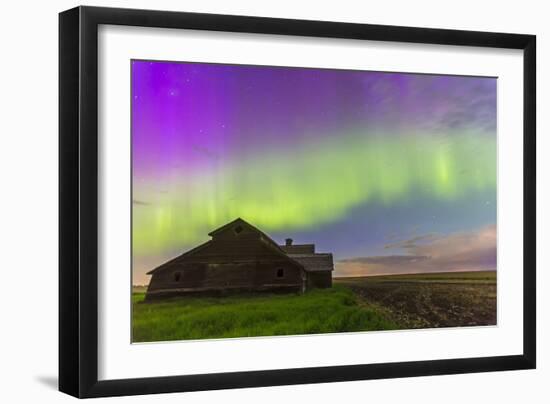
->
[59,6,536,398]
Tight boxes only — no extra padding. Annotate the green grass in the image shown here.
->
[132,285,397,342]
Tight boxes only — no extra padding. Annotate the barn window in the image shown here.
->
[276,268,285,278]
[234,225,243,234]
[174,272,181,282]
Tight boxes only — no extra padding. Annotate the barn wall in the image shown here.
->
[146,223,313,300]
[146,259,304,299]
[307,271,332,289]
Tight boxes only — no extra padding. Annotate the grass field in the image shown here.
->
[132,270,496,342]
[132,285,397,342]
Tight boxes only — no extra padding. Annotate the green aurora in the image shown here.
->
[133,130,495,256]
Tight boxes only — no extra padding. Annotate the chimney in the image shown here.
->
[285,238,293,246]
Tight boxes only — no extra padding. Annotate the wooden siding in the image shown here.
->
[145,218,332,300]
[146,222,305,299]
[307,271,332,289]
[146,260,304,299]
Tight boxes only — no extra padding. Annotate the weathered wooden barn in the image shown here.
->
[145,218,333,300]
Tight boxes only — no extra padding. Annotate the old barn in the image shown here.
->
[145,218,333,300]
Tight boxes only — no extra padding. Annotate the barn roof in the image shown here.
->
[287,253,334,272]
[146,240,212,275]
[147,218,303,275]
[280,244,315,254]
[208,217,282,251]
[146,218,333,275]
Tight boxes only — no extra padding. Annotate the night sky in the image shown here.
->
[132,60,497,285]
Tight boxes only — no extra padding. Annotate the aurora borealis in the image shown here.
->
[132,60,497,285]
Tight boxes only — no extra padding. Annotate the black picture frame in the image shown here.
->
[59,5,536,398]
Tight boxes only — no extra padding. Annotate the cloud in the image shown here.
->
[383,234,439,250]
[336,225,496,277]
[340,255,430,265]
